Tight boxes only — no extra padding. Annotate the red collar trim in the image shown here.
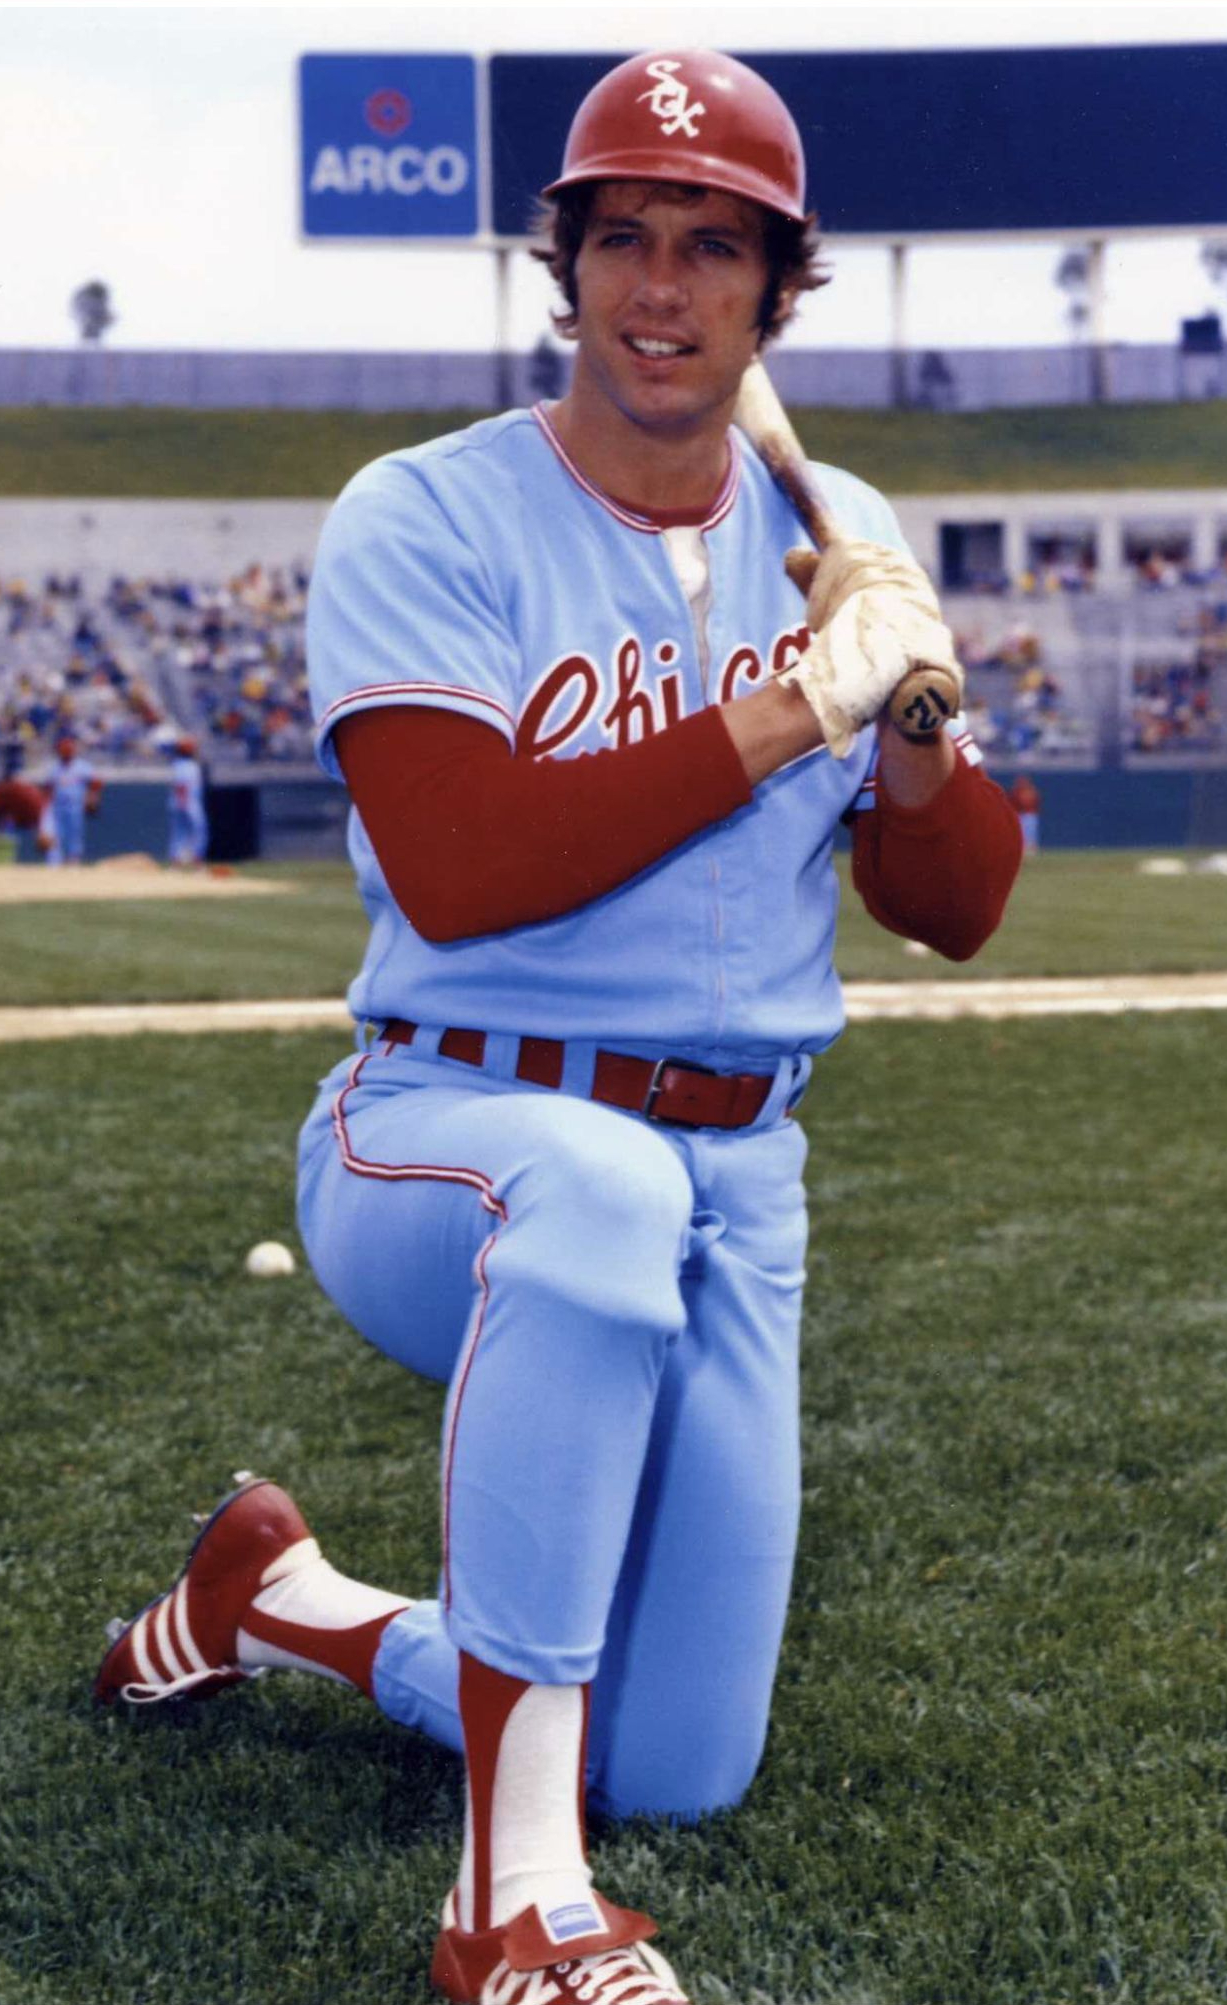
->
[531,404,741,536]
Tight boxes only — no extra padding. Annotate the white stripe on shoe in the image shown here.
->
[130,1607,160,1686]
[170,1578,209,1674]
[115,1592,262,1705]
[154,1594,188,1682]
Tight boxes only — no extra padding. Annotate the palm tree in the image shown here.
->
[1054,248,1090,338]
[1054,248,1100,401]
[69,281,116,344]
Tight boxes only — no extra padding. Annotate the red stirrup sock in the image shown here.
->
[236,1538,411,1696]
[456,1650,598,1937]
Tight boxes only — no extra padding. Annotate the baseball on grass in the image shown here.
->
[245,1240,297,1278]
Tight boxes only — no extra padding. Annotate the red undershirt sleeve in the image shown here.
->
[851,750,1024,961]
[335,703,754,943]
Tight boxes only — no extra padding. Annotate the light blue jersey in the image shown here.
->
[50,754,97,811]
[167,754,207,864]
[307,404,908,1062]
[170,754,204,819]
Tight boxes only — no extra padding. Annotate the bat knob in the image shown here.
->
[890,671,960,741]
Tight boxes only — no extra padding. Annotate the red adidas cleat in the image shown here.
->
[429,1889,690,2004]
[95,1474,316,1705]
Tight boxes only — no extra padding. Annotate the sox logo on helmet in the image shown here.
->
[544,48,809,222]
[636,59,707,139]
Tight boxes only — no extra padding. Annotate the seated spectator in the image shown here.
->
[1130,659,1224,753]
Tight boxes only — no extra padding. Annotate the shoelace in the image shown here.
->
[482,1947,685,2005]
[117,1664,256,1703]
[568,1947,685,2004]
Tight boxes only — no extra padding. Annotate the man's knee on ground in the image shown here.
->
[588,1763,756,1827]
[588,1715,768,1826]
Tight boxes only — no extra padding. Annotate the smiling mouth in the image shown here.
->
[624,334,697,360]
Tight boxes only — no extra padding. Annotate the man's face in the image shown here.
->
[570,181,772,435]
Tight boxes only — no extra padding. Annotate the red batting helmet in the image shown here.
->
[543,50,807,224]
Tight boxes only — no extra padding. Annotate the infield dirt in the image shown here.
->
[0,860,291,902]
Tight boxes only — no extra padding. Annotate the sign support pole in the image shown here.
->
[493,243,514,408]
[1087,238,1108,404]
[889,242,909,409]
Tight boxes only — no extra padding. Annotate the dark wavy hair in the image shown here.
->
[529,182,829,347]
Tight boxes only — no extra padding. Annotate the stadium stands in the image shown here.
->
[1,562,312,777]
[4,554,1227,785]
[950,581,1227,764]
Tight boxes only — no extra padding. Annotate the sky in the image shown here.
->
[3,0,1226,356]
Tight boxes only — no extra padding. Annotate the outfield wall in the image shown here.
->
[13,769,1223,865]
[2,342,1222,413]
[12,775,349,866]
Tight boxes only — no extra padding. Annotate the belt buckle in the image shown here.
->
[642,1056,715,1125]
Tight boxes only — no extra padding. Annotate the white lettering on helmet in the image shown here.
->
[636,58,706,139]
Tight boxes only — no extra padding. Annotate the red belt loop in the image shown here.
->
[377,1020,774,1131]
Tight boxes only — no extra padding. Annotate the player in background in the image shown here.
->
[1009,772,1042,852]
[97,50,1023,2005]
[166,734,208,866]
[45,733,102,866]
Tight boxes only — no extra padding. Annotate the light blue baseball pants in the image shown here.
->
[52,799,86,863]
[296,1037,810,1821]
[168,804,207,864]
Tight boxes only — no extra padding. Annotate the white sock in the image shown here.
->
[234,1536,411,1680]
[459,1682,596,1933]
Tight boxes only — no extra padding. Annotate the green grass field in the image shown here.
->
[2,858,1227,2005]
[4,400,1227,498]
[0,851,1224,1008]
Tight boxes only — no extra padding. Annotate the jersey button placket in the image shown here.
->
[658,525,727,1046]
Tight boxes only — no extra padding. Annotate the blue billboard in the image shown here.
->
[300,54,479,238]
[490,45,1227,239]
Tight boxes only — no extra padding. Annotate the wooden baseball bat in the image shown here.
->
[733,356,961,740]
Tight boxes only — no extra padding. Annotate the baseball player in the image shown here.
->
[45,733,102,865]
[97,51,1023,2005]
[1009,772,1042,852]
[166,734,208,866]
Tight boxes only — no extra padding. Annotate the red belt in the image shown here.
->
[378,1020,775,1131]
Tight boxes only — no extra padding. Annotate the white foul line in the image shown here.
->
[0,975,1225,1043]
[0,999,352,1042]
[843,973,1227,1020]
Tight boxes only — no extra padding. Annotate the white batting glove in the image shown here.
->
[779,537,965,758]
